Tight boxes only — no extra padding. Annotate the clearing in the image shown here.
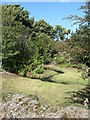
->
[2,65,88,108]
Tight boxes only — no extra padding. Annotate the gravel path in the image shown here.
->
[0,94,89,119]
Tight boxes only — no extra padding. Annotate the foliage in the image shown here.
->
[62,2,90,67]
[28,33,56,69]
[2,4,57,75]
[81,68,88,81]
[27,94,39,100]
[33,65,44,74]
[18,67,26,77]
[56,56,66,64]
[2,4,33,73]
[54,25,70,41]
[2,2,89,78]
[33,19,55,39]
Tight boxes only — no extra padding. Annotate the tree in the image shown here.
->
[63,29,70,39]
[33,19,55,39]
[63,1,90,66]
[55,25,66,41]
[2,4,33,73]
[55,25,70,41]
[28,33,55,66]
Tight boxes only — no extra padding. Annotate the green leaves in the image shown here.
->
[33,19,55,39]
[2,4,33,72]
[54,25,70,40]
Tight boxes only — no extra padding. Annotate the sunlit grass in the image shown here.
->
[2,66,88,107]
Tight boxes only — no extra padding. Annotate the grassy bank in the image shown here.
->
[2,65,88,108]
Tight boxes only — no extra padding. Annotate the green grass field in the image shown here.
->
[2,65,88,108]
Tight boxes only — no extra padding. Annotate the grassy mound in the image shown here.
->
[2,65,88,108]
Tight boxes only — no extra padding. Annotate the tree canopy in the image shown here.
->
[1,2,89,76]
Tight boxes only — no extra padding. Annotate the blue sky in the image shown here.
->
[2,2,86,32]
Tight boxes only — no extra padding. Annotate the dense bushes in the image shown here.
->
[2,5,57,75]
[2,5,32,73]
[27,33,57,71]
[33,65,44,74]
[2,3,89,77]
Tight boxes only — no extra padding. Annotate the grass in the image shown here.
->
[2,65,88,108]
[51,67,88,85]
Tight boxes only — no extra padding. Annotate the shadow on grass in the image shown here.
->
[65,85,90,108]
[44,67,64,74]
[31,74,58,83]
[31,74,70,84]
[30,68,71,84]
[30,66,67,84]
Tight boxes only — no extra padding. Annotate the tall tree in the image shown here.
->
[2,4,34,73]
[33,19,55,39]
[63,1,90,66]
[55,25,70,40]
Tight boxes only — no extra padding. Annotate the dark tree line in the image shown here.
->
[1,2,89,76]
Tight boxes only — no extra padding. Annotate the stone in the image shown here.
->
[43,107,46,111]
[1,94,88,118]
[42,114,44,117]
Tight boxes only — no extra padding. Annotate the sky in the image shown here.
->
[2,1,86,32]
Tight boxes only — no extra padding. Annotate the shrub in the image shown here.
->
[18,68,26,77]
[27,94,39,100]
[44,55,51,64]
[72,63,87,69]
[33,65,44,74]
[81,68,88,80]
[29,63,37,72]
[65,62,72,67]
[56,56,66,64]
[26,71,31,78]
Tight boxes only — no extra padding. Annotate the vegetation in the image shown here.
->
[1,1,90,109]
[2,66,88,107]
[2,2,89,76]
[62,1,90,67]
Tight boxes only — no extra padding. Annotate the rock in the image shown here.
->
[33,105,38,112]
[42,114,44,117]
[42,107,46,111]
[1,94,88,118]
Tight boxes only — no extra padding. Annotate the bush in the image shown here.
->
[33,65,44,74]
[29,63,38,72]
[72,63,87,69]
[44,55,51,64]
[18,68,26,77]
[81,68,88,80]
[26,71,31,78]
[64,62,72,67]
[56,56,66,64]
[27,94,39,100]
